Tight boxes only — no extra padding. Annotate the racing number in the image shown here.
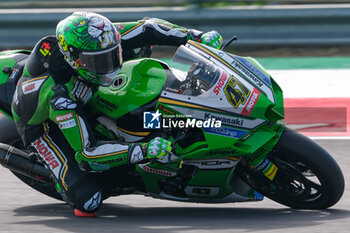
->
[224,76,250,108]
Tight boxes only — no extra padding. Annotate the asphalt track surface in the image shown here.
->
[0,139,348,233]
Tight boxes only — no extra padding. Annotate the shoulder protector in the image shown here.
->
[26,36,59,77]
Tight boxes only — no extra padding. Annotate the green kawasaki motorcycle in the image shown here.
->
[0,41,345,209]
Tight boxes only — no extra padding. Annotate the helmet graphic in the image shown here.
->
[56,12,122,86]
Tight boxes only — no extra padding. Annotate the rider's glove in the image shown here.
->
[188,29,223,49]
[128,137,172,164]
[199,30,223,49]
[144,137,172,159]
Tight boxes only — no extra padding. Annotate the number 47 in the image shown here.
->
[224,76,251,108]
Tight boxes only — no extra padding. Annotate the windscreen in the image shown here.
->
[169,45,223,96]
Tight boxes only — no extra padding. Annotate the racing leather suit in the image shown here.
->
[11,18,206,213]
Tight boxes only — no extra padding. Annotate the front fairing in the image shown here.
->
[164,41,284,121]
[159,41,285,153]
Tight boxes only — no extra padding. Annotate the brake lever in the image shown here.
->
[221,36,238,51]
[172,131,186,150]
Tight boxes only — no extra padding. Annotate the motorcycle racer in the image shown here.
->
[11,12,223,217]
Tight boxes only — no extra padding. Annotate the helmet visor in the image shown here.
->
[79,43,122,75]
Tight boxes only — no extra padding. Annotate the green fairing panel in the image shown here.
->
[0,55,16,117]
[0,55,17,85]
[0,50,31,117]
[244,57,284,120]
[90,58,168,119]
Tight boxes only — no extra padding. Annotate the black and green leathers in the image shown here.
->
[12,18,206,172]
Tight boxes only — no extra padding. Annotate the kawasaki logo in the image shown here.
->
[231,60,264,88]
[204,113,244,126]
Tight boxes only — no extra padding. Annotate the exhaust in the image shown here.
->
[0,143,52,182]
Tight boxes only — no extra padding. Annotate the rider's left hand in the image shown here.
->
[144,137,172,159]
[128,137,173,164]
[199,30,223,49]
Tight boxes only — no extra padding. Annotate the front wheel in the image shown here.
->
[246,127,344,209]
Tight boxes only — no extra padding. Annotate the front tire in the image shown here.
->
[248,127,344,209]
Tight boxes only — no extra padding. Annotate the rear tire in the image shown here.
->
[248,127,344,209]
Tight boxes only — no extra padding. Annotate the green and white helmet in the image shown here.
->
[56,12,122,86]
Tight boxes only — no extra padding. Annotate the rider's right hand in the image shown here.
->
[199,30,223,49]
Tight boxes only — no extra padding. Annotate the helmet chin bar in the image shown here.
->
[99,68,120,87]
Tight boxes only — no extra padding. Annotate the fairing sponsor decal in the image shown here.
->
[170,105,265,130]
[241,88,261,116]
[204,127,247,138]
[234,56,271,86]
[183,158,239,170]
[139,164,176,177]
[213,72,229,95]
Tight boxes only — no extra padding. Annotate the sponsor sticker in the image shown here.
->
[139,164,176,177]
[264,163,278,181]
[55,112,74,122]
[213,72,228,95]
[256,158,278,181]
[8,68,18,80]
[204,127,247,138]
[71,80,93,104]
[22,79,46,95]
[59,119,76,129]
[241,89,261,116]
[32,137,62,178]
[234,56,271,86]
